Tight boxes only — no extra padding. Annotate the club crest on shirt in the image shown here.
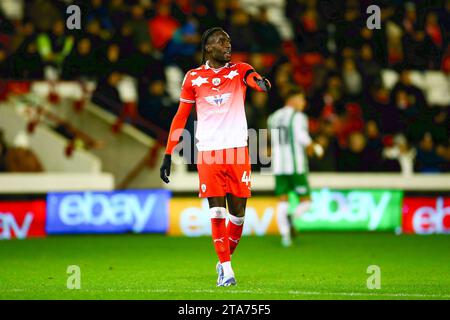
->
[204,93,231,107]
[212,78,221,86]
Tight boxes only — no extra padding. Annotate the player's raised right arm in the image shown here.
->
[240,63,271,92]
[160,101,194,183]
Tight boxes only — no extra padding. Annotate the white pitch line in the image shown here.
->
[2,288,450,299]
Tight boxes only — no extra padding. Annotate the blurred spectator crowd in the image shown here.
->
[0,0,449,173]
[0,128,43,172]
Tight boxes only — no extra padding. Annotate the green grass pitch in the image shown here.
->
[1,233,449,300]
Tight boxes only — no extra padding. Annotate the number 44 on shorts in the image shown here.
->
[241,171,251,186]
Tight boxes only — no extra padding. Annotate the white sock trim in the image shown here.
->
[276,201,290,237]
[228,214,245,226]
[210,207,227,219]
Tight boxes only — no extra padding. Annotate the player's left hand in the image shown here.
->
[254,76,271,92]
[313,143,324,158]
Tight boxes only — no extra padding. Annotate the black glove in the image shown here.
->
[160,154,172,184]
[254,76,271,92]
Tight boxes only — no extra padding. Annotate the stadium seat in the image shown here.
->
[165,65,184,102]
[423,71,450,106]
[381,69,399,90]
[260,53,277,68]
[117,76,138,103]
[408,71,426,90]
[239,0,293,40]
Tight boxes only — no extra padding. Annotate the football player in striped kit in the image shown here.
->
[268,88,323,247]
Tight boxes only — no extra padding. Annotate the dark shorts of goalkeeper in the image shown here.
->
[274,173,310,197]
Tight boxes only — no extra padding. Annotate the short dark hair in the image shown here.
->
[200,27,225,64]
[284,86,305,102]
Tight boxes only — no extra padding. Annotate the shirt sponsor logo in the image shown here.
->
[204,93,231,107]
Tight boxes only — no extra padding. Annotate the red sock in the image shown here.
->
[227,217,244,255]
[211,218,230,263]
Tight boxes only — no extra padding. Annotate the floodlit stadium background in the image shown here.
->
[0,0,449,240]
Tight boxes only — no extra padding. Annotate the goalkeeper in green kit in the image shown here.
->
[267,88,323,247]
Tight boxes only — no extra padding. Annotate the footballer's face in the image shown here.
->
[207,31,232,63]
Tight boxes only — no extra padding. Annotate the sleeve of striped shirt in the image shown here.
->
[294,113,312,146]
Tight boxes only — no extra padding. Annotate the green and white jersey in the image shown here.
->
[267,106,312,175]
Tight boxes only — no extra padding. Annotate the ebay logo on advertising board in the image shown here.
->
[46,190,170,234]
[402,197,450,234]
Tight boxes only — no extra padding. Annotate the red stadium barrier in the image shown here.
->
[402,197,450,234]
[0,200,47,240]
